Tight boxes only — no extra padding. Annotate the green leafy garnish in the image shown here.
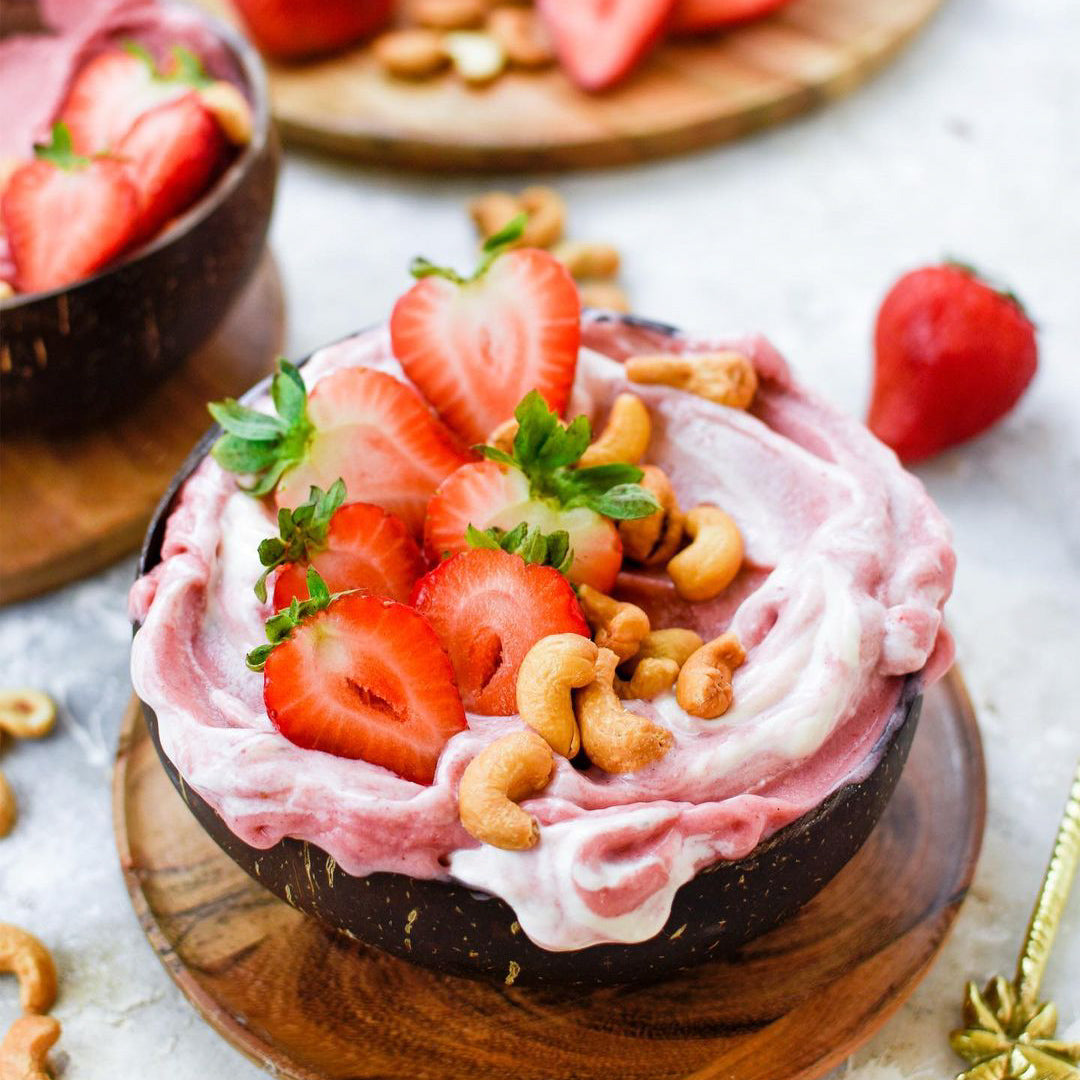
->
[466,522,573,575]
[409,214,527,285]
[246,568,349,671]
[208,360,314,497]
[475,390,660,522]
[34,124,89,172]
[253,479,346,603]
[123,41,213,89]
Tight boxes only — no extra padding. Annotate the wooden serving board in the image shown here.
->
[0,257,285,607]
[191,0,946,170]
[113,667,985,1080]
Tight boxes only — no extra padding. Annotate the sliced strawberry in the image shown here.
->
[411,548,588,716]
[425,460,623,593]
[273,501,425,609]
[1,124,139,294]
[261,592,466,784]
[536,0,675,91]
[670,0,792,32]
[231,0,393,59]
[60,45,209,155]
[273,367,472,534]
[391,228,580,446]
[117,92,226,240]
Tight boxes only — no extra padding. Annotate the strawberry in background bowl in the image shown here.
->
[0,0,278,434]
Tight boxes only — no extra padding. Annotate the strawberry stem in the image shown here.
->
[943,257,1031,320]
[34,124,90,172]
[409,214,528,285]
[467,522,574,575]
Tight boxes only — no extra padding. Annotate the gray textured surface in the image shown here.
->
[2,0,1079,1074]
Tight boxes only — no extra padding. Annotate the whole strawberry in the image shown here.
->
[867,263,1037,463]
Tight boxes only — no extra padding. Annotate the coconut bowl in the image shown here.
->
[0,5,278,435]
[132,316,923,988]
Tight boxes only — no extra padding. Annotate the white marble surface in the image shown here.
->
[2,0,1079,1075]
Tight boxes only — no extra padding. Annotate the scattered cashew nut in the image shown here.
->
[487,7,554,68]
[517,186,566,249]
[616,628,704,701]
[0,281,14,301]
[625,351,758,410]
[579,281,630,313]
[373,29,449,79]
[0,1015,61,1080]
[552,240,621,281]
[615,657,679,700]
[0,691,56,740]
[0,770,14,838]
[676,633,746,719]
[577,392,651,468]
[0,924,58,1014]
[412,0,486,29]
[627,628,705,671]
[577,585,650,662]
[575,648,673,773]
[198,81,253,145]
[516,633,598,757]
[666,506,744,602]
[444,31,506,84]
[617,465,683,565]
[459,730,554,850]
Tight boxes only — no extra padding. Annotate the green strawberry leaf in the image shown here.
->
[122,40,212,88]
[246,568,351,671]
[583,483,660,521]
[208,360,314,497]
[253,478,346,603]
[34,123,89,172]
[466,522,574,575]
[409,213,527,286]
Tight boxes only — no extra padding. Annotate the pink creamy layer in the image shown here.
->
[0,0,243,281]
[129,316,955,950]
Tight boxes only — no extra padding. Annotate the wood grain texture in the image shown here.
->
[190,0,946,170]
[0,257,285,607]
[113,667,985,1080]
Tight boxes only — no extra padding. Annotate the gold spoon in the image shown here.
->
[951,759,1080,1080]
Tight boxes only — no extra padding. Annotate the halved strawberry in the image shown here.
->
[117,92,226,240]
[425,460,623,593]
[209,362,472,535]
[670,0,792,32]
[390,219,581,446]
[231,0,393,60]
[1,124,139,294]
[60,44,211,155]
[255,586,466,784]
[411,548,588,716]
[273,502,425,609]
[536,0,675,91]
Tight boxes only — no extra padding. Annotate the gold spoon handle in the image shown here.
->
[1015,758,1080,1010]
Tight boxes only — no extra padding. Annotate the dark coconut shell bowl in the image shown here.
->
[1,5,278,435]
[133,317,923,988]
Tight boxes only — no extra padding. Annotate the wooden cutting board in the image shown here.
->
[113,666,985,1080]
[190,0,947,170]
[0,257,285,607]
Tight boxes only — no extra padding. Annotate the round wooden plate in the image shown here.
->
[113,666,985,1080]
[0,256,285,607]
[190,0,945,170]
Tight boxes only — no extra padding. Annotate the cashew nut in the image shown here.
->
[518,186,566,249]
[579,281,630,313]
[373,29,449,79]
[0,1015,61,1080]
[445,31,506,84]
[676,633,746,719]
[0,925,57,1014]
[198,81,253,145]
[516,634,598,757]
[0,281,14,301]
[469,191,522,241]
[627,628,705,671]
[575,648,673,773]
[0,770,14,838]
[625,351,758,410]
[614,657,679,700]
[577,585,650,662]
[551,240,621,281]
[487,7,554,68]
[666,506,743,602]
[412,0,486,29]
[577,393,651,469]
[0,691,56,740]
[459,730,554,850]
[617,465,684,565]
